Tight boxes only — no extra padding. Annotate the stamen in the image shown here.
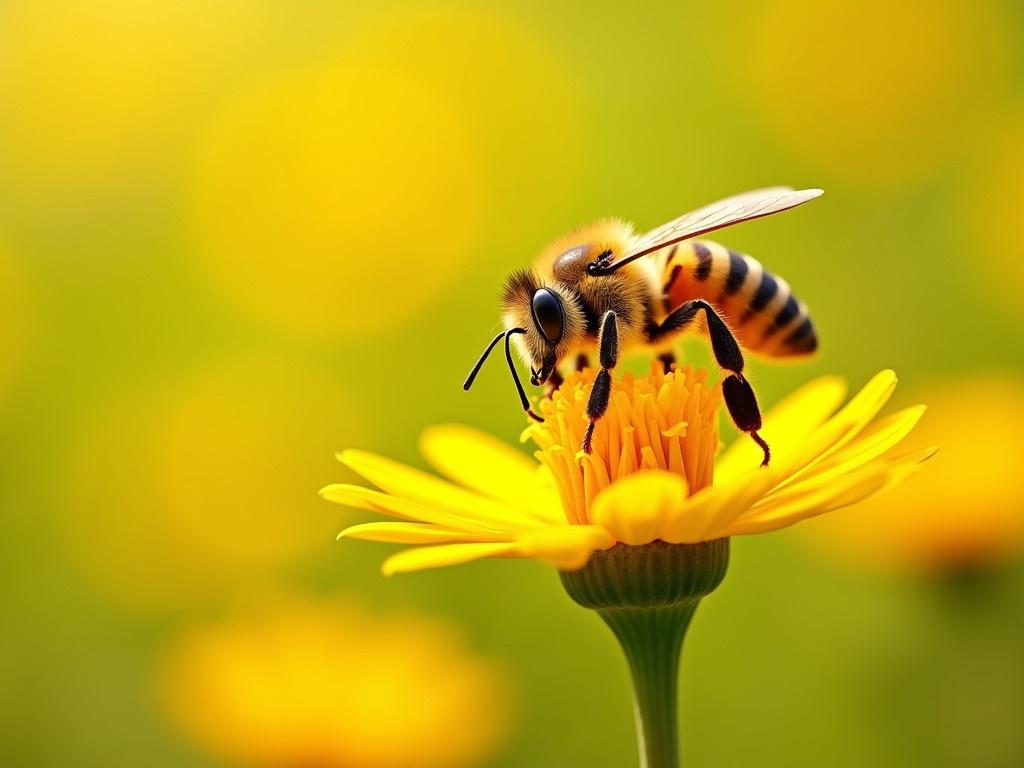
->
[524,362,720,524]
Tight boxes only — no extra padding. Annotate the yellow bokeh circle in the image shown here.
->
[191,62,483,336]
[801,377,1024,572]
[346,6,584,218]
[733,0,1009,184]
[0,0,264,190]
[156,596,513,768]
[63,355,360,611]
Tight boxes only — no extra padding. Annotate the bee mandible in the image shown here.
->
[464,187,823,466]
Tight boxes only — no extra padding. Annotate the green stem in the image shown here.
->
[599,603,698,768]
[560,539,729,768]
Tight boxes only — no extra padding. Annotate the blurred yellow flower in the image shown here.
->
[190,5,583,337]
[324,366,933,574]
[730,0,1009,184]
[0,0,264,191]
[64,355,361,612]
[347,6,584,219]
[800,377,1024,571]
[156,596,512,768]
[191,60,483,336]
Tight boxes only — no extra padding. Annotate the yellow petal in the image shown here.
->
[338,450,544,529]
[590,471,686,546]
[518,525,615,570]
[320,484,496,531]
[782,405,926,488]
[419,424,564,523]
[338,522,511,544]
[725,448,936,536]
[715,375,848,483]
[767,369,899,484]
[663,468,781,543]
[751,446,936,516]
[381,542,523,576]
[724,472,891,536]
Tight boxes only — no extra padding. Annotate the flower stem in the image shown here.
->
[599,603,698,768]
[560,539,729,768]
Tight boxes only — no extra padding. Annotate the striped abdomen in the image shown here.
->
[658,240,817,357]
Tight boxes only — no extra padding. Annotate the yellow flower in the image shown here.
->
[155,597,512,768]
[324,365,934,575]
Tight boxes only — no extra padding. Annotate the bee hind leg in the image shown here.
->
[657,352,676,373]
[648,299,770,467]
[583,311,619,454]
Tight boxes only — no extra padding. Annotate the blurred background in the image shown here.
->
[1,1,1022,766]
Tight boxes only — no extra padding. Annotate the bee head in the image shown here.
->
[500,270,584,385]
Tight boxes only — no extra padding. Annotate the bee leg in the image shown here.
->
[649,300,770,466]
[575,354,590,372]
[543,368,564,399]
[583,311,619,454]
[658,352,676,373]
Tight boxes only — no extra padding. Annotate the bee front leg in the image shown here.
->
[649,299,770,466]
[583,311,619,454]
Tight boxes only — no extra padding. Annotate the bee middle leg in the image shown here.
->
[583,311,619,454]
[648,299,770,466]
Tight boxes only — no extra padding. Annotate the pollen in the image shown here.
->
[524,364,720,525]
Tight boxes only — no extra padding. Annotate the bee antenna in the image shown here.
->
[505,328,544,423]
[463,330,508,391]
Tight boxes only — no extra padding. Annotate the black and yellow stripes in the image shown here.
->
[658,240,817,357]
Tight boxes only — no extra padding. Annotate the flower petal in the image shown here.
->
[768,369,900,484]
[662,468,781,543]
[320,484,497,531]
[338,450,544,529]
[518,525,615,570]
[590,471,686,546]
[381,542,523,576]
[781,404,926,488]
[419,424,563,523]
[715,375,848,483]
[724,448,936,536]
[339,521,512,544]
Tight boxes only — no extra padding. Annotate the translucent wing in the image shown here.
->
[596,187,823,274]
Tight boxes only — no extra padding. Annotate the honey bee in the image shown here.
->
[464,187,823,466]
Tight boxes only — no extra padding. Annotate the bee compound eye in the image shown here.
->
[531,288,565,345]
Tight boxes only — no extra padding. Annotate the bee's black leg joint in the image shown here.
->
[575,354,589,372]
[583,311,619,453]
[649,299,743,372]
[722,373,769,466]
[652,300,770,466]
[658,352,676,374]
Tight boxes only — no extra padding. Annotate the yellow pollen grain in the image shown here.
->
[525,364,720,525]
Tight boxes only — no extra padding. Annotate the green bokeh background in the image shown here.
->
[1,1,1022,766]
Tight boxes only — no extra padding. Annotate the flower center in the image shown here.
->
[524,364,720,525]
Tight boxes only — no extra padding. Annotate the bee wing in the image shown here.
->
[608,187,823,271]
